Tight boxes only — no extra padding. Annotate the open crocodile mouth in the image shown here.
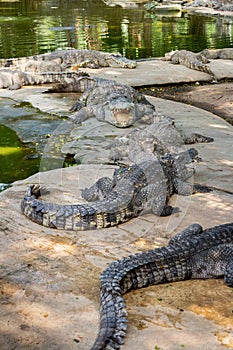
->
[112,108,134,127]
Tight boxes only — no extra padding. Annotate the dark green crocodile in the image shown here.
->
[91,222,233,349]
[21,149,208,231]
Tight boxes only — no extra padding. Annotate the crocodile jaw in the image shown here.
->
[112,107,135,127]
[105,100,135,127]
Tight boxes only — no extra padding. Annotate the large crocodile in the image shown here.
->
[108,116,214,162]
[21,150,208,230]
[90,222,233,349]
[0,48,137,71]
[65,77,157,127]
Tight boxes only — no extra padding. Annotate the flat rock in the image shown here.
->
[80,59,233,86]
[0,97,233,350]
[81,59,212,86]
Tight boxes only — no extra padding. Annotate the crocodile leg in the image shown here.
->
[168,223,203,245]
[183,133,214,144]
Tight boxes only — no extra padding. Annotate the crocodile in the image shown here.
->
[199,48,233,60]
[0,48,137,71]
[21,150,208,230]
[57,77,158,128]
[185,0,233,11]
[0,69,89,90]
[91,222,233,350]
[164,49,213,75]
[108,116,214,162]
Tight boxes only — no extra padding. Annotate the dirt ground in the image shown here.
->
[140,81,233,125]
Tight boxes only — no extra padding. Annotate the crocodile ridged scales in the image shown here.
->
[21,153,204,231]
[91,222,233,349]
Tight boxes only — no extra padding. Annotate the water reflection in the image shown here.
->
[0,0,232,59]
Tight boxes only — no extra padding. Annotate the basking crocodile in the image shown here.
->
[65,77,157,127]
[91,222,233,350]
[0,69,89,90]
[0,48,137,71]
[185,0,233,11]
[108,116,214,162]
[199,48,233,60]
[164,49,213,75]
[21,150,208,230]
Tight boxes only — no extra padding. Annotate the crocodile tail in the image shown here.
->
[21,185,51,226]
[27,184,49,197]
[189,60,213,75]
[90,290,127,350]
[0,57,28,68]
[91,246,188,349]
[90,259,129,350]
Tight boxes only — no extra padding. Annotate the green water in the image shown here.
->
[0,124,40,185]
[0,0,232,59]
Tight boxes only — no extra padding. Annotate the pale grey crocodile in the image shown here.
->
[185,0,233,11]
[21,150,209,230]
[0,48,137,71]
[108,116,214,162]
[164,47,233,76]
[199,48,233,60]
[0,70,89,90]
[65,77,157,127]
[164,49,213,75]
[91,222,233,349]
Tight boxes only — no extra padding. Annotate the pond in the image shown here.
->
[0,98,73,190]
[0,0,233,188]
[0,124,40,187]
[0,0,233,59]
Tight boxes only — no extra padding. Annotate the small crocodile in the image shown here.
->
[65,77,157,127]
[0,48,137,70]
[91,222,233,349]
[21,150,207,230]
[164,49,213,75]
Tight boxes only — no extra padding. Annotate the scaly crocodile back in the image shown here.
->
[0,49,137,69]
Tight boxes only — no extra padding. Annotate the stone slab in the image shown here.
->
[79,59,233,86]
[209,59,233,80]
[81,59,212,86]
